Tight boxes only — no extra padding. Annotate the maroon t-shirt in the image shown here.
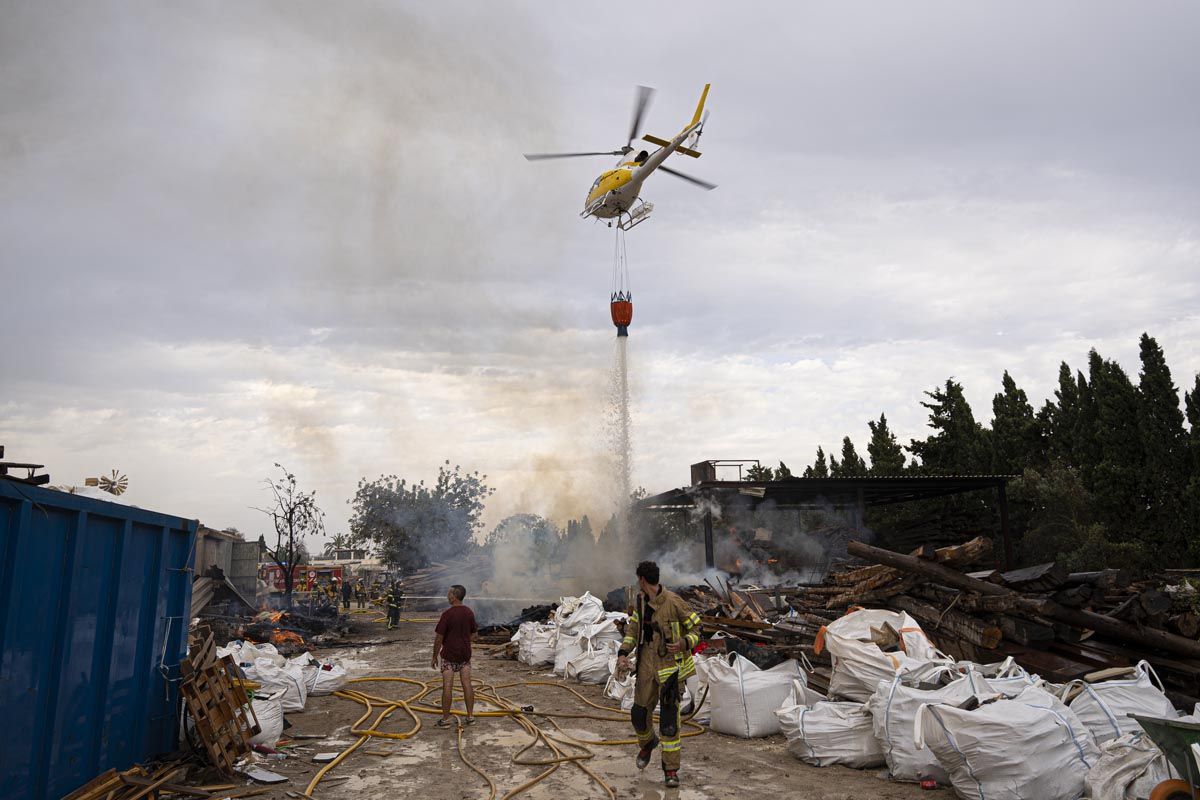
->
[435,605,477,663]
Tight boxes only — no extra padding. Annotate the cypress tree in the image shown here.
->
[1136,334,1189,563]
[836,436,868,476]
[774,461,794,479]
[867,414,907,474]
[1183,375,1200,561]
[908,379,990,474]
[1042,362,1081,464]
[1090,355,1144,545]
[991,371,1044,474]
[1075,355,1102,488]
[803,447,829,478]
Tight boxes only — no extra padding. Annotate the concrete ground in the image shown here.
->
[245,613,956,800]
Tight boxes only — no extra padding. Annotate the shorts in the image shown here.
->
[440,658,471,674]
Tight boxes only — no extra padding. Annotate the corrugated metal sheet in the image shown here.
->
[0,481,196,800]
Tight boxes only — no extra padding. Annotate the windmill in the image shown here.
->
[85,469,129,496]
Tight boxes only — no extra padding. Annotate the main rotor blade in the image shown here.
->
[626,85,655,149]
[524,151,623,161]
[659,164,717,190]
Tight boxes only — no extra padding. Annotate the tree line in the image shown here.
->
[756,333,1199,572]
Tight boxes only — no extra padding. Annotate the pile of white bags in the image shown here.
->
[219,640,285,670]
[566,640,620,684]
[1064,661,1177,744]
[253,657,313,712]
[515,622,558,667]
[249,692,285,746]
[555,615,624,678]
[817,608,950,701]
[706,653,806,738]
[866,670,981,783]
[915,684,1099,800]
[554,592,605,632]
[963,658,1036,698]
[777,679,884,768]
[1084,732,1172,800]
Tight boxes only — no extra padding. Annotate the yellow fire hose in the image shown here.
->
[304,674,706,799]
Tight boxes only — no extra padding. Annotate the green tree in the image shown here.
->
[1074,355,1102,488]
[803,447,830,478]
[1089,354,1144,542]
[1011,462,1146,571]
[774,461,794,479]
[991,371,1044,474]
[1182,374,1200,561]
[349,461,493,572]
[908,379,990,474]
[1136,334,1189,563]
[1040,363,1080,464]
[833,437,867,476]
[867,414,906,474]
[488,514,561,572]
[744,463,774,481]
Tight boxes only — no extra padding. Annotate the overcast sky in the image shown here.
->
[3,1,1198,545]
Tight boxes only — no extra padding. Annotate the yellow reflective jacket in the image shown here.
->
[619,587,701,681]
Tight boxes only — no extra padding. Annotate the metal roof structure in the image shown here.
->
[636,464,1017,569]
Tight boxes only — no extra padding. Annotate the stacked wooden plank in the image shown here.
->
[401,555,493,594]
[62,762,268,800]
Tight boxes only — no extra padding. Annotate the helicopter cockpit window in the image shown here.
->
[591,175,604,190]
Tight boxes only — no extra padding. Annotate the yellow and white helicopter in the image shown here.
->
[524,84,714,230]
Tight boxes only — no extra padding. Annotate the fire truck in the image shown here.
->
[259,563,344,593]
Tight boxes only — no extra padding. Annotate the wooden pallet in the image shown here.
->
[180,654,259,774]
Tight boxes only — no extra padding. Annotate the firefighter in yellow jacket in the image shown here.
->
[616,560,701,788]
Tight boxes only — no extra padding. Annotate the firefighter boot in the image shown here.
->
[664,770,680,788]
[636,739,659,770]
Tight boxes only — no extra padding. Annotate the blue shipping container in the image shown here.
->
[0,481,196,800]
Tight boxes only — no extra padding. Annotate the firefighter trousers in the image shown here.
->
[631,657,683,771]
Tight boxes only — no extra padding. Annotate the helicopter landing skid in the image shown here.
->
[617,200,654,231]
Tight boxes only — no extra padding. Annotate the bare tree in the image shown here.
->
[255,464,326,607]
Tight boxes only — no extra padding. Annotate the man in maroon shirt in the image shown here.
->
[432,584,477,727]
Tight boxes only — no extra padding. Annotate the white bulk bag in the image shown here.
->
[1065,661,1178,745]
[566,640,619,684]
[817,608,950,702]
[604,652,637,710]
[254,658,310,712]
[962,657,1036,698]
[307,663,349,696]
[915,685,1099,800]
[776,682,884,769]
[706,653,806,738]
[518,623,558,666]
[554,633,584,676]
[866,671,981,783]
[249,693,285,747]
[1084,732,1172,800]
[220,640,286,670]
[554,592,605,633]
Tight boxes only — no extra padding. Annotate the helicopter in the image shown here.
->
[524,84,714,230]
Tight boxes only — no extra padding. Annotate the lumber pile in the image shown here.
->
[666,536,1200,707]
[401,555,493,594]
[62,762,268,800]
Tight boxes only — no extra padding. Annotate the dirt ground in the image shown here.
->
[247,614,956,800]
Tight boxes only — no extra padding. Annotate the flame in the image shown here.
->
[268,611,285,623]
[271,630,304,646]
[767,559,779,564]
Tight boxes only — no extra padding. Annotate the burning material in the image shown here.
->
[270,630,304,647]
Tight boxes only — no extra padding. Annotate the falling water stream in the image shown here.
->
[607,335,633,541]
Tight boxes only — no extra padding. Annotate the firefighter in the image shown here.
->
[354,579,366,609]
[615,560,701,788]
[386,585,401,630]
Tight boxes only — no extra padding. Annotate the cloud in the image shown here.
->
[3,1,1198,549]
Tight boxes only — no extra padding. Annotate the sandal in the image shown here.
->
[465,716,476,726]
[435,718,453,728]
